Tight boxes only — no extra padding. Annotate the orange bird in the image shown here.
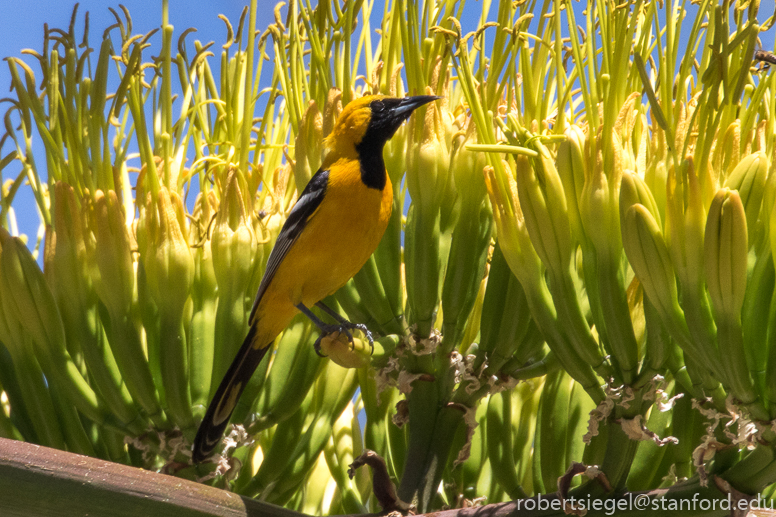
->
[193,94,439,462]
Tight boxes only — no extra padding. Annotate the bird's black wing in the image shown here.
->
[191,169,330,463]
[248,168,330,320]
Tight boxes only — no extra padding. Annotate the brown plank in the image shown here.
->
[0,437,300,517]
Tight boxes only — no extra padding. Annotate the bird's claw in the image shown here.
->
[314,321,374,355]
[313,337,328,358]
[356,324,375,355]
[342,322,374,353]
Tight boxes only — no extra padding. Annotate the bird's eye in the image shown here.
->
[372,100,385,112]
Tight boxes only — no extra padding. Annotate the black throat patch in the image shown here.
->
[355,136,387,191]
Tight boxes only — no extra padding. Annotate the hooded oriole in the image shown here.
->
[192,94,439,462]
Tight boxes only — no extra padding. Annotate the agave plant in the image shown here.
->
[1,0,776,515]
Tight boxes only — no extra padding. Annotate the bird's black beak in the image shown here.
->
[389,95,441,120]
[368,95,441,141]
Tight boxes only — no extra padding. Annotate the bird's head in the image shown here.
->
[324,94,440,160]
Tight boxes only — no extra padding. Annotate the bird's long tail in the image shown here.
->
[192,325,270,463]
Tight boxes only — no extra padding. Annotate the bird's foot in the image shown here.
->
[312,321,374,357]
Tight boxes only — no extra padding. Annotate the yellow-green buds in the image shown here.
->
[514,145,571,274]
[404,89,451,338]
[211,170,259,387]
[724,151,767,236]
[406,87,451,212]
[556,125,587,245]
[319,331,371,369]
[140,186,194,426]
[704,188,747,321]
[212,171,258,296]
[579,138,619,256]
[483,160,542,279]
[621,205,681,332]
[46,182,91,311]
[0,227,103,423]
[294,100,324,189]
[142,186,194,313]
[0,227,68,365]
[92,189,135,318]
[704,188,763,415]
[620,170,662,229]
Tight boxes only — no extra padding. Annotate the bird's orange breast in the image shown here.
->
[251,158,392,345]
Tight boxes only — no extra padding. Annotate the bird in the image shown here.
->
[192,94,440,463]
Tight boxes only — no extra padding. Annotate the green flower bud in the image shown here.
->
[294,100,323,189]
[665,159,706,289]
[210,171,260,383]
[406,87,451,212]
[557,125,587,245]
[704,188,762,412]
[620,170,662,230]
[319,330,371,369]
[452,122,488,211]
[211,171,258,298]
[704,188,747,320]
[579,139,619,255]
[514,145,571,274]
[723,151,767,236]
[0,227,67,356]
[621,204,680,324]
[645,161,667,224]
[482,161,543,280]
[92,189,135,317]
[142,187,193,314]
[48,181,97,302]
[714,120,741,181]
[0,227,103,420]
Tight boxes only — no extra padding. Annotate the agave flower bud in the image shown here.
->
[92,189,135,318]
[404,89,450,337]
[319,330,372,369]
[557,125,587,245]
[440,122,491,347]
[324,400,367,513]
[704,188,747,321]
[322,88,343,139]
[92,191,163,428]
[189,191,218,410]
[483,166,610,396]
[621,205,682,330]
[665,159,706,289]
[452,122,488,211]
[482,161,543,278]
[704,188,763,413]
[723,151,767,236]
[514,145,571,275]
[579,139,619,256]
[612,92,641,174]
[0,227,103,421]
[210,171,259,380]
[380,67,409,181]
[141,187,194,426]
[48,181,89,291]
[294,100,323,189]
[714,120,741,181]
[406,86,451,212]
[211,171,257,297]
[645,161,668,223]
[142,187,193,313]
[0,227,68,358]
[620,170,662,229]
